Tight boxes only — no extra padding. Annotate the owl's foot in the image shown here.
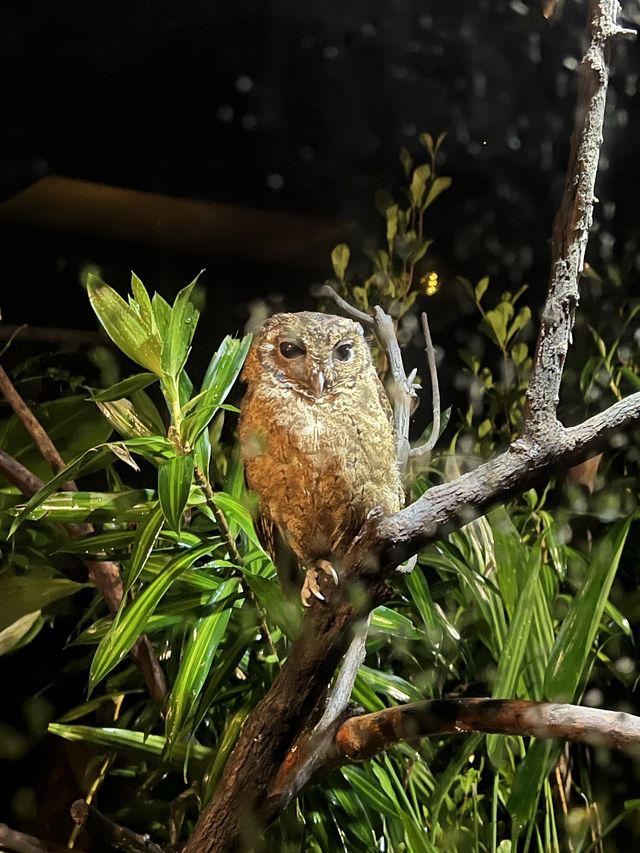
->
[301,560,339,607]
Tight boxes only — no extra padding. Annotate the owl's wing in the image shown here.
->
[256,513,301,599]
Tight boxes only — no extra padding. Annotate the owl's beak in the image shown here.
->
[310,369,326,397]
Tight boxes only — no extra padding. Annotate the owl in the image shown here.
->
[238,311,404,605]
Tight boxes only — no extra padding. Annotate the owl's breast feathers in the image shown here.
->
[239,378,403,565]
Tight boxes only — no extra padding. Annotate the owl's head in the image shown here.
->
[242,311,373,399]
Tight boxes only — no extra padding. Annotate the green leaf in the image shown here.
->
[331,243,350,282]
[0,611,43,656]
[544,519,631,702]
[211,491,265,555]
[487,544,542,767]
[181,335,251,447]
[409,164,431,208]
[0,396,114,486]
[151,292,171,336]
[124,503,165,595]
[0,575,88,634]
[405,566,438,632]
[508,740,558,833]
[475,276,490,302]
[9,445,116,535]
[48,723,212,769]
[88,373,158,402]
[243,572,299,639]
[89,542,215,691]
[164,578,239,750]
[359,665,423,703]
[341,767,398,819]
[370,606,424,641]
[87,274,163,374]
[158,453,193,531]
[398,147,413,178]
[423,176,452,210]
[161,273,203,378]
[94,398,158,439]
[130,272,154,329]
[14,489,154,524]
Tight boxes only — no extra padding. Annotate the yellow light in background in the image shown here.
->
[420,271,440,296]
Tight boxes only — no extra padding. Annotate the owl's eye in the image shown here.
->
[334,342,353,362]
[279,341,306,359]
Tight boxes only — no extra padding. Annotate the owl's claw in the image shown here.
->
[301,560,339,607]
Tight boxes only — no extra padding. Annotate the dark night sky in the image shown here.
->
[0,0,638,347]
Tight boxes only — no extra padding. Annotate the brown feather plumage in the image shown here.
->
[239,311,403,598]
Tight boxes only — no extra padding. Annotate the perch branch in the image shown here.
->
[0,361,76,490]
[315,283,374,328]
[0,824,86,853]
[70,800,166,853]
[409,311,441,458]
[523,0,635,436]
[0,369,167,702]
[184,3,634,850]
[333,698,640,762]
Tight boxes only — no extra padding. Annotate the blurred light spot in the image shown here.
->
[216,104,234,123]
[617,108,628,126]
[563,55,578,70]
[616,657,635,675]
[510,0,529,15]
[266,173,285,190]
[421,271,440,296]
[507,134,521,150]
[401,122,417,136]
[361,22,376,37]
[235,75,254,93]
[241,113,258,130]
[298,145,314,161]
[419,13,433,29]
[323,44,339,60]
[584,688,604,706]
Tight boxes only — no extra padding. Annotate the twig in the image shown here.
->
[0,361,76,490]
[333,698,640,762]
[0,824,86,853]
[194,465,278,661]
[70,800,166,853]
[315,283,374,328]
[409,311,441,458]
[0,373,167,702]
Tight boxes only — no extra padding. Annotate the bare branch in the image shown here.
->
[409,311,441,459]
[523,0,635,435]
[334,698,640,762]
[0,369,167,702]
[0,824,85,853]
[70,799,166,853]
[314,283,374,328]
[0,361,76,490]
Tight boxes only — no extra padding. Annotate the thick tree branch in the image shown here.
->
[523,0,635,435]
[184,3,635,850]
[333,698,640,762]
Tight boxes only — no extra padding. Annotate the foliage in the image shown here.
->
[1,252,640,846]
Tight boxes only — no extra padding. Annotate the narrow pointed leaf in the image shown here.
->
[48,723,212,768]
[89,373,158,402]
[158,453,193,531]
[181,335,251,447]
[124,503,165,595]
[89,542,214,691]
[87,274,163,374]
[164,578,239,749]
[161,274,203,378]
[544,518,631,702]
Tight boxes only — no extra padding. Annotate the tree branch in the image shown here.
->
[409,311,441,459]
[70,800,166,853]
[0,370,167,703]
[333,698,640,762]
[0,824,86,853]
[184,3,636,850]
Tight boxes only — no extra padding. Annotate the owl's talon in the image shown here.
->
[316,558,339,586]
[301,569,325,607]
